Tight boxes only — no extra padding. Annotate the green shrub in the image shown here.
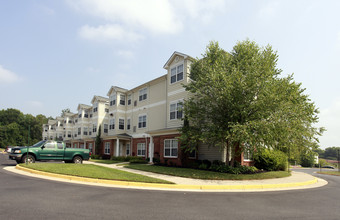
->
[254,149,287,171]
[129,158,148,164]
[198,163,209,170]
[153,157,161,164]
[91,154,101,159]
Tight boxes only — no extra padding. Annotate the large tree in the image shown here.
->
[0,108,49,147]
[180,40,323,166]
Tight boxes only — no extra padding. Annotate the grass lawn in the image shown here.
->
[317,171,340,176]
[20,163,173,184]
[90,159,122,164]
[125,164,291,180]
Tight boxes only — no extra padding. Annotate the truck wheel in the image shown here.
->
[22,155,35,163]
[73,156,83,164]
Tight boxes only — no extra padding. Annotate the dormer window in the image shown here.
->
[171,64,184,84]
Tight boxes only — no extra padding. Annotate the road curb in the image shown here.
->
[15,165,322,191]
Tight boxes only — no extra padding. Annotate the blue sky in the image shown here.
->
[0,0,339,149]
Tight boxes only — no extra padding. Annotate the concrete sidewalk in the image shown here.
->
[5,161,328,192]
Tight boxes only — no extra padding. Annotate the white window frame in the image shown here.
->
[164,139,178,158]
[110,118,115,130]
[127,118,131,130]
[104,142,110,155]
[127,94,132,105]
[120,94,126,105]
[110,93,116,106]
[243,144,253,161]
[169,100,183,120]
[139,87,147,101]
[119,118,125,130]
[138,114,147,129]
[137,143,146,157]
[170,63,184,84]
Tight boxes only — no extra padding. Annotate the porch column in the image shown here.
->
[116,138,119,157]
[149,136,154,163]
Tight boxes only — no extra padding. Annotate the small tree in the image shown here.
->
[95,125,102,155]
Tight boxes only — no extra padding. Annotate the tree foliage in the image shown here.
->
[0,108,50,147]
[315,147,340,160]
[180,40,323,166]
[95,125,102,155]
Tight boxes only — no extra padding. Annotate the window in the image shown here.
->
[109,119,115,130]
[119,118,124,130]
[244,144,253,161]
[93,103,98,112]
[83,127,88,135]
[104,142,110,154]
[84,110,88,118]
[170,101,183,120]
[137,143,145,156]
[110,93,116,106]
[93,124,97,133]
[104,124,108,133]
[105,108,109,113]
[128,94,131,105]
[189,149,196,158]
[164,139,178,157]
[75,119,78,123]
[44,142,55,149]
[78,127,81,135]
[67,131,71,137]
[138,115,147,128]
[88,143,93,153]
[126,143,130,156]
[120,94,125,105]
[139,88,147,101]
[127,118,131,130]
[57,142,63,149]
[170,64,184,84]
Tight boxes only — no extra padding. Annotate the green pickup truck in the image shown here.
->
[8,140,90,164]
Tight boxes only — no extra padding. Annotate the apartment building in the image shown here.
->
[42,51,251,166]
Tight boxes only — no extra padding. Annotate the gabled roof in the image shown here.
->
[107,86,128,96]
[163,51,194,69]
[77,104,92,111]
[91,95,109,104]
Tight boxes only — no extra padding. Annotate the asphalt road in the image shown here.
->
[1,153,339,220]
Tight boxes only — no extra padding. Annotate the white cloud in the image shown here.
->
[117,50,135,59]
[317,99,340,148]
[78,24,143,42]
[68,0,182,34]
[26,101,43,108]
[257,1,280,19]
[177,0,228,24]
[39,5,55,16]
[68,0,228,42]
[0,65,21,84]
[337,31,340,48]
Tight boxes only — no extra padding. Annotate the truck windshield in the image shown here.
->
[32,140,46,147]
